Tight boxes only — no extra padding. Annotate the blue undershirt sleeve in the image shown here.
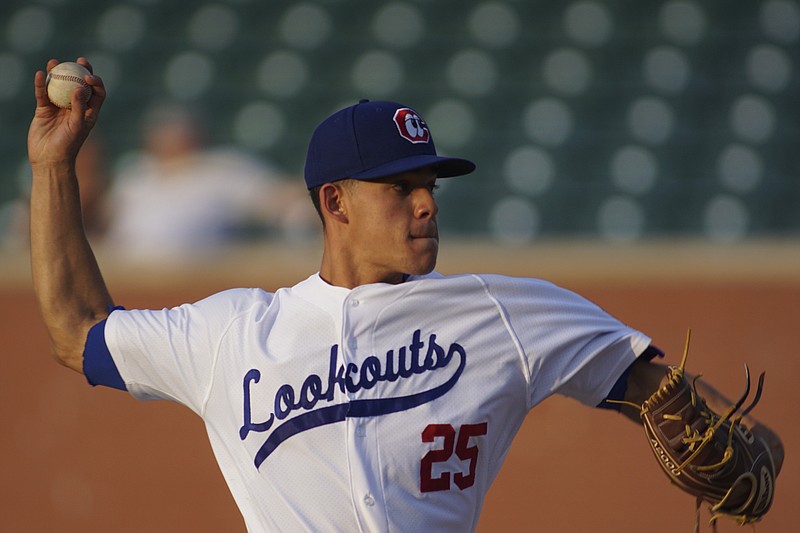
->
[83,306,127,391]
[596,344,664,411]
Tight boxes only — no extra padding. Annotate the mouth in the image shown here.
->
[410,223,439,241]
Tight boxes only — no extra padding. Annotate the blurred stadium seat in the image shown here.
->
[1,0,797,242]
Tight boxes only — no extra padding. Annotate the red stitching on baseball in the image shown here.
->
[49,74,89,86]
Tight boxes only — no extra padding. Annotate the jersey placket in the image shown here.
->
[341,290,389,532]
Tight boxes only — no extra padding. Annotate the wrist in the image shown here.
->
[30,159,76,179]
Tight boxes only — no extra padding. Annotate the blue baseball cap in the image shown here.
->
[304,99,476,189]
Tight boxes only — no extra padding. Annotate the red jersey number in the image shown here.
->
[420,422,488,493]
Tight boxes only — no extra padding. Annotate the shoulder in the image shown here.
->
[117,287,276,324]
[193,287,275,315]
[408,272,600,312]
[409,272,559,293]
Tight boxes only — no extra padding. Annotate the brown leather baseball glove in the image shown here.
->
[639,331,776,530]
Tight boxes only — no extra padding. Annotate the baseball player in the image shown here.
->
[28,59,782,531]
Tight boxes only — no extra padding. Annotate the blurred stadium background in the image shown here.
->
[2,3,799,532]
[1,0,798,243]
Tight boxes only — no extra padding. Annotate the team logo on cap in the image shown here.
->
[394,108,430,144]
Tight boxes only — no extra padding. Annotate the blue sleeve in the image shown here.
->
[83,306,127,391]
[596,344,664,411]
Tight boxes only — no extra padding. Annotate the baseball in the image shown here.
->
[46,62,92,109]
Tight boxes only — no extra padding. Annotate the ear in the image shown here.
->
[320,182,349,224]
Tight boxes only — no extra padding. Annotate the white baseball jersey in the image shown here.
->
[104,272,651,532]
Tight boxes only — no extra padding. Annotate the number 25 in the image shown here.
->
[420,422,488,493]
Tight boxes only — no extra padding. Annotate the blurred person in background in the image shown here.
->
[104,102,314,261]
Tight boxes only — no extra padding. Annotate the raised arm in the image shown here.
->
[28,58,113,374]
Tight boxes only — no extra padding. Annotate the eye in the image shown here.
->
[392,181,414,195]
[391,180,439,195]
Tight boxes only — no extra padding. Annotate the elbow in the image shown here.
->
[44,315,105,375]
[48,339,85,375]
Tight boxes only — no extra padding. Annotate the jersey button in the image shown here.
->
[350,299,360,307]
[364,494,375,506]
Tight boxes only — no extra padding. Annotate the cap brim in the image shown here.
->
[350,155,476,181]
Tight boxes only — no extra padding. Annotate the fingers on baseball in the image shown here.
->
[72,58,106,106]
[76,57,93,74]
[72,86,90,110]
[86,73,106,100]
[33,70,49,106]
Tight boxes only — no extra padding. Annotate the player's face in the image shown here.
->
[345,166,440,283]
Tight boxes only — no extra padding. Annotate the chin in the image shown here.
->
[402,238,438,275]
[409,255,438,276]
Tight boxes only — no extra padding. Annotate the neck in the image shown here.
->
[319,248,406,289]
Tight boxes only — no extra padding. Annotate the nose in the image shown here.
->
[413,187,438,219]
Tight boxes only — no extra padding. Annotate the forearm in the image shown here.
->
[618,358,667,422]
[30,161,112,372]
[27,59,112,373]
